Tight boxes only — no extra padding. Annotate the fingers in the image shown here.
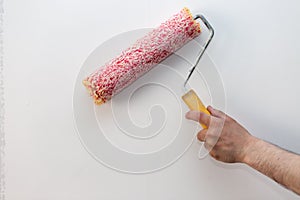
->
[185,110,200,122]
[207,106,226,119]
[185,111,210,127]
[198,129,220,158]
[197,129,207,142]
[204,141,213,151]
[209,150,220,161]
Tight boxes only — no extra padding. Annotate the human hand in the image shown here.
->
[185,106,255,163]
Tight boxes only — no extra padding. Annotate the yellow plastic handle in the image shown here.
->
[182,89,210,129]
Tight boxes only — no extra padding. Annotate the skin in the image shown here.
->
[185,106,300,195]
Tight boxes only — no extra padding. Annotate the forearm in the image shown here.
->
[185,107,300,194]
[243,136,300,195]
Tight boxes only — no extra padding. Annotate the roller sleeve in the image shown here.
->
[83,7,201,104]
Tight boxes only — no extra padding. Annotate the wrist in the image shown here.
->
[240,135,261,164]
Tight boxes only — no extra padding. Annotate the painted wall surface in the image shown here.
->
[4,0,300,199]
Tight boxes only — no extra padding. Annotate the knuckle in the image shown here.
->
[197,133,203,141]
[199,113,206,123]
[197,130,206,140]
[226,115,235,123]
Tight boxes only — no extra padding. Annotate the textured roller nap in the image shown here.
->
[83,7,201,104]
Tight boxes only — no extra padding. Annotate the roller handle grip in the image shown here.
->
[182,89,210,129]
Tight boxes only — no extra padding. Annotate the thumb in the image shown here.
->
[207,106,226,119]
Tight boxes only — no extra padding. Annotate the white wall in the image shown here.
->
[4,0,300,199]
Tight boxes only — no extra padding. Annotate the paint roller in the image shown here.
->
[83,7,214,128]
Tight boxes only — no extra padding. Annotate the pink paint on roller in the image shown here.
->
[83,7,201,104]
